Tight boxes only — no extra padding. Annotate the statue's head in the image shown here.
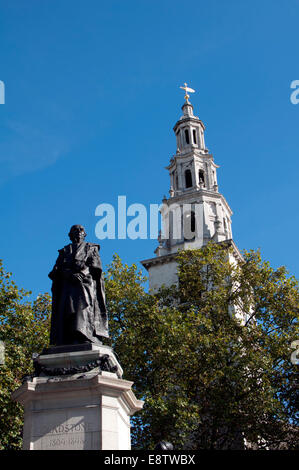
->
[68,225,87,244]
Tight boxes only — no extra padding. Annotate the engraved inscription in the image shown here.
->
[32,408,101,449]
[48,436,85,448]
[45,422,92,435]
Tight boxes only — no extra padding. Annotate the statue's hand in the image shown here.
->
[72,273,84,284]
[62,268,85,283]
[74,260,85,271]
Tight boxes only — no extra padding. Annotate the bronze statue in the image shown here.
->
[49,225,108,346]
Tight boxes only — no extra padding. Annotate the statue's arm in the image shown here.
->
[48,251,64,281]
[87,245,103,275]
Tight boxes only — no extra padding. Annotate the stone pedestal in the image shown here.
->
[12,345,143,450]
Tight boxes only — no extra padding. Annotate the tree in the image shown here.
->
[0,261,51,450]
[105,246,299,449]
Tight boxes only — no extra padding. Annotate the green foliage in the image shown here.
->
[105,247,299,449]
[0,261,51,450]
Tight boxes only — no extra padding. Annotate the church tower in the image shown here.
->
[141,84,241,291]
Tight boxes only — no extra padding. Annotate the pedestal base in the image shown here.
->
[12,346,143,450]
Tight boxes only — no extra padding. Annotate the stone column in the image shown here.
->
[177,163,183,191]
[12,345,143,450]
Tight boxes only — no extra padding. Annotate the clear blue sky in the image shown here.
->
[0,0,299,297]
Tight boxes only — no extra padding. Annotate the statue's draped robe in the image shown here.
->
[49,242,108,345]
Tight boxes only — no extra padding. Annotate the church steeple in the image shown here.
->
[141,85,237,291]
[170,93,211,196]
[174,102,206,155]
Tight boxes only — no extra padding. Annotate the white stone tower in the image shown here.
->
[141,85,241,291]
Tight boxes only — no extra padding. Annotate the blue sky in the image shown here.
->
[0,0,299,297]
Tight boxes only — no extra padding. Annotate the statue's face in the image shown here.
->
[69,225,86,243]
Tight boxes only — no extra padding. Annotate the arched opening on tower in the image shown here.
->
[192,129,197,144]
[183,210,196,240]
[191,211,195,234]
[198,170,205,186]
[176,130,181,150]
[185,169,192,188]
[184,129,190,145]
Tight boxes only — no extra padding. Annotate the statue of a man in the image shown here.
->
[48,225,108,346]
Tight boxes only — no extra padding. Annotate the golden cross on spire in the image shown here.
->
[179,82,195,103]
